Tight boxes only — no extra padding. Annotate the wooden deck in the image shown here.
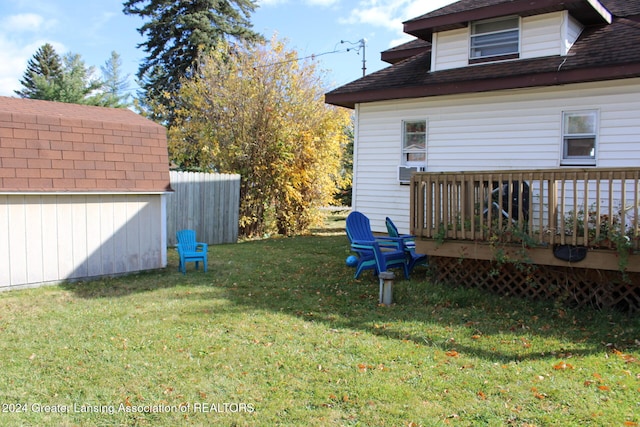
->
[410,168,640,310]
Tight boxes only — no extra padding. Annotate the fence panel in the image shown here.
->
[167,171,241,246]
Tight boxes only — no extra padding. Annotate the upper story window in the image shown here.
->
[402,120,426,165]
[561,110,598,166]
[470,16,520,61]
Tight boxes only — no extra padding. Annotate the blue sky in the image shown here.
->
[0,0,456,98]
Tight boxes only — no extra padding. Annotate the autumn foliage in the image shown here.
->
[167,38,351,237]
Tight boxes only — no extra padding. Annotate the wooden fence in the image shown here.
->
[167,171,241,246]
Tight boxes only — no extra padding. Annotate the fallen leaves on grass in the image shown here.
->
[357,363,387,373]
[531,387,546,399]
[613,349,639,364]
[583,372,612,391]
[553,361,574,370]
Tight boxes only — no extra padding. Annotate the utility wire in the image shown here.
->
[253,47,352,69]
[254,39,366,72]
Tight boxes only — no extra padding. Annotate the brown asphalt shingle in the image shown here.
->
[326,0,640,108]
[0,97,170,193]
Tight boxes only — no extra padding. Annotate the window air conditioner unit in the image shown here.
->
[398,165,424,183]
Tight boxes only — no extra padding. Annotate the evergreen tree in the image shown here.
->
[15,45,106,105]
[101,51,132,108]
[15,43,63,99]
[55,53,104,105]
[122,0,263,121]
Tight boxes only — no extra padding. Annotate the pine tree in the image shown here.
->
[15,43,63,99]
[55,53,104,105]
[15,45,108,106]
[122,0,263,121]
[101,51,132,108]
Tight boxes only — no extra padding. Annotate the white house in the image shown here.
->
[0,97,171,290]
[326,0,640,235]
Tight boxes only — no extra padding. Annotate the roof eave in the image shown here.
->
[381,46,432,64]
[325,63,640,109]
[404,0,612,40]
[587,0,612,24]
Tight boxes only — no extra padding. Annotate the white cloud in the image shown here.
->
[1,13,55,33]
[341,0,455,28]
[306,0,341,6]
[0,35,67,96]
[340,0,456,48]
[258,0,290,6]
[340,0,407,31]
[259,0,339,6]
[0,13,61,94]
[404,0,455,20]
[0,37,36,96]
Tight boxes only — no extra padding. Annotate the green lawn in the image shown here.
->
[1,223,639,426]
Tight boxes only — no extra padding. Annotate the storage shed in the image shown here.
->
[0,97,171,290]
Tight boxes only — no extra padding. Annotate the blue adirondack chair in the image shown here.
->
[176,229,208,274]
[346,211,409,279]
[385,217,428,273]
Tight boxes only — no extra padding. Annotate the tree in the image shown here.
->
[168,38,352,237]
[122,0,263,122]
[55,53,104,105]
[15,43,63,99]
[336,121,354,207]
[101,51,132,108]
[15,45,107,106]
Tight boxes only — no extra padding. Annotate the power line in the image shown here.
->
[341,39,366,77]
[253,46,350,69]
[254,39,367,77]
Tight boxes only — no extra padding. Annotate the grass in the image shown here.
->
[1,214,639,426]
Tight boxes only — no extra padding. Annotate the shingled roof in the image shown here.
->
[326,0,640,109]
[0,97,170,193]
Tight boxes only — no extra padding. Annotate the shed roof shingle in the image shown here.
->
[0,97,170,193]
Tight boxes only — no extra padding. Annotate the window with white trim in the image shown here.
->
[470,16,520,60]
[561,110,598,166]
[402,120,426,165]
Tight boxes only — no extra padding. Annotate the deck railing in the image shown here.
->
[410,168,640,251]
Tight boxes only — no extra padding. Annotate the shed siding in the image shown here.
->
[353,79,640,234]
[0,194,165,290]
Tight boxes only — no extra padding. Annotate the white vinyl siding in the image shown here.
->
[0,194,166,290]
[521,13,561,59]
[432,12,581,71]
[352,79,640,234]
[563,13,583,55]
[432,29,469,71]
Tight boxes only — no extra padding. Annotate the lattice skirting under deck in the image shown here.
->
[430,256,640,313]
